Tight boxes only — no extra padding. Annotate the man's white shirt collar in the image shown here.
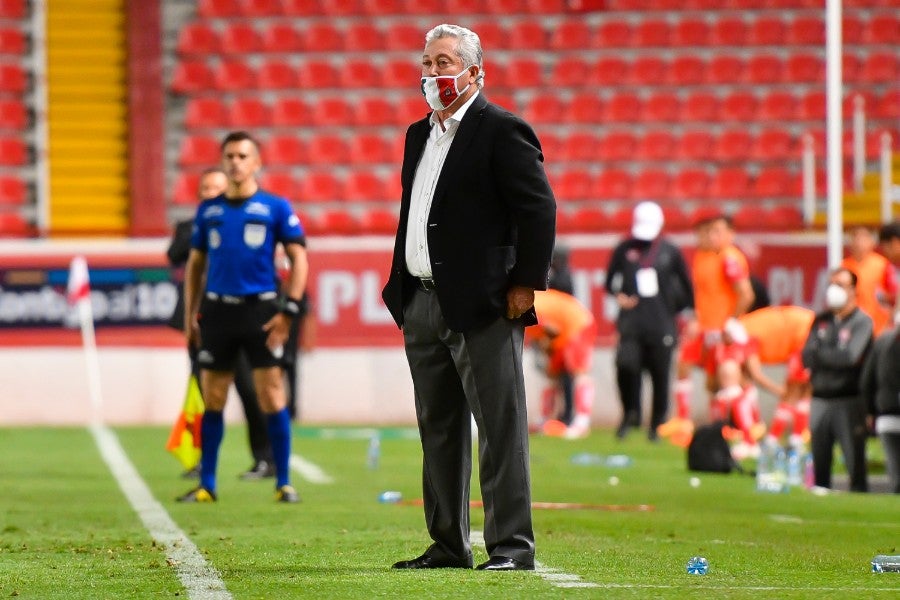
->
[429,90,480,129]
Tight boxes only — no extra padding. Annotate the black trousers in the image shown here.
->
[615,334,675,430]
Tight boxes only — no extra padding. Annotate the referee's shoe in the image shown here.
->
[176,486,217,503]
[275,485,300,503]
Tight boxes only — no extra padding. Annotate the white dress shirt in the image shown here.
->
[405,91,480,279]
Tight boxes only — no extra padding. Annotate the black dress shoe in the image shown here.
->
[392,553,472,569]
[475,556,534,571]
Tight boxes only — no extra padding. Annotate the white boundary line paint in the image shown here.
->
[90,424,231,600]
[470,530,599,589]
[290,454,334,484]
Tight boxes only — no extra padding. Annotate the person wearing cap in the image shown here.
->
[605,201,694,441]
[660,213,755,446]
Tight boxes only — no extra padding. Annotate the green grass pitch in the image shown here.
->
[0,425,898,599]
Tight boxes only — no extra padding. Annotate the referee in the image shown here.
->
[178,131,308,503]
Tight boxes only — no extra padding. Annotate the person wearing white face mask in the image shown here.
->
[801,267,873,492]
[383,24,556,572]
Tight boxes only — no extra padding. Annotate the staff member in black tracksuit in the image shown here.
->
[802,267,873,492]
[605,202,694,441]
[861,324,900,493]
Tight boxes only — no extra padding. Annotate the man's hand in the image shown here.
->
[506,285,535,320]
[616,293,638,310]
[184,317,200,349]
[263,312,291,353]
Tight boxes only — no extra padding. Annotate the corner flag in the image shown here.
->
[166,374,204,470]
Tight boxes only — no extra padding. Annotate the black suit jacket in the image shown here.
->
[382,94,557,332]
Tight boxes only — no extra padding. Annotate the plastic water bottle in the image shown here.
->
[367,433,381,470]
[773,445,789,492]
[786,447,802,487]
[378,491,402,504]
[803,453,815,489]
[756,442,787,493]
[756,442,773,491]
[872,555,900,573]
[571,452,604,466]
[604,454,633,468]
[686,556,709,575]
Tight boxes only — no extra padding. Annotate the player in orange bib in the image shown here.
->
[660,214,755,446]
[525,289,598,439]
[841,225,897,336]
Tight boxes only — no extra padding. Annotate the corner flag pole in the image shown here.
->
[67,255,103,425]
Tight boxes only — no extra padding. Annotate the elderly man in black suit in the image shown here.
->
[382,24,557,572]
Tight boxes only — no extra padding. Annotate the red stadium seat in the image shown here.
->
[399,0,442,15]
[549,56,590,88]
[359,208,399,235]
[0,175,26,205]
[788,16,824,45]
[361,0,404,14]
[560,132,600,162]
[319,0,363,15]
[0,137,26,165]
[642,92,680,122]
[678,130,715,161]
[396,97,429,125]
[172,173,200,205]
[470,21,505,50]
[875,90,900,119]
[260,171,298,199]
[241,0,285,16]
[860,52,898,83]
[632,19,670,47]
[198,0,240,16]
[720,91,758,122]
[681,92,719,122]
[482,60,506,89]
[221,23,262,54]
[0,27,26,54]
[0,98,27,129]
[550,20,591,50]
[672,18,710,46]
[629,56,667,85]
[866,15,900,45]
[668,56,706,85]
[766,205,803,231]
[0,212,30,237]
[171,60,214,93]
[258,59,297,89]
[355,96,396,126]
[843,53,861,83]
[485,0,524,13]
[732,206,768,231]
[384,22,423,52]
[214,60,257,90]
[303,23,344,52]
[752,167,793,199]
[175,23,221,54]
[752,129,795,161]
[758,91,798,121]
[631,169,671,201]
[709,167,751,199]
[261,23,302,52]
[569,207,609,233]
[298,171,344,203]
[230,98,271,127]
[747,16,786,45]
[265,135,306,166]
[590,57,629,86]
[798,90,825,121]
[568,92,603,124]
[598,131,638,161]
[604,92,642,122]
[345,171,387,202]
[636,130,677,161]
[340,59,380,89]
[842,15,864,44]
[524,0,566,12]
[272,98,311,126]
[785,53,823,83]
[508,20,547,50]
[319,209,361,235]
[715,129,754,162]
[344,22,383,52]
[384,58,417,88]
[348,133,392,164]
[312,97,354,127]
[0,0,25,18]
[184,98,229,128]
[593,20,631,48]
[592,169,632,200]
[553,169,593,201]
[672,168,710,200]
[707,55,744,84]
[306,133,349,166]
[299,59,339,89]
[535,131,562,161]
[710,17,747,47]
[522,95,564,124]
[745,54,784,84]
[0,63,26,92]
[178,135,219,167]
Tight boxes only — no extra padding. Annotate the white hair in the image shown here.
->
[424,23,485,88]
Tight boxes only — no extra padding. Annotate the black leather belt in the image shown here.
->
[417,278,436,291]
[206,291,278,304]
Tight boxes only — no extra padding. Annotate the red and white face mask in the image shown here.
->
[420,67,472,111]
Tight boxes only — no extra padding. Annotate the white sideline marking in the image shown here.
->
[470,530,599,589]
[89,424,231,600]
[290,454,334,484]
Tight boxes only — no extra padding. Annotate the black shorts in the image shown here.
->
[197,296,282,371]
